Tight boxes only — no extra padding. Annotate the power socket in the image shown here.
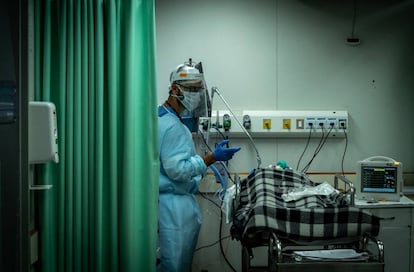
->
[338,118,347,129]
[327,117,338,129]
[316,117,326,129]
[305,117,316,129]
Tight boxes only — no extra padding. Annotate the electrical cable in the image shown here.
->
[212,126,226,141]
[194,235,232,252]
[302,126,333,172]
[199,192,221,209]
[341,127,348,176]
[198,192,237,271]
[351,0,358,37]
[219,209,237,272]
[313,126,326,154]
[302,128,325,172]
[296,128,313,170]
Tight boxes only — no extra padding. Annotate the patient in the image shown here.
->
[231,167,380,244]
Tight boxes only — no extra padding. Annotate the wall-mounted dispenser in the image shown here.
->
[29,101,59,164]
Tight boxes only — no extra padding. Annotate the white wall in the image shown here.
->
[155,0,414,174]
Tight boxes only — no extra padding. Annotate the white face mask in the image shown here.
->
[180,91,201,111]
[176,86,201,111]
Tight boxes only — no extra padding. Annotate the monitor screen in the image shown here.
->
[355,156,403,202]
[361,166,397,193]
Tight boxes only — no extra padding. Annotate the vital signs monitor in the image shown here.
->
[355,156,403,202]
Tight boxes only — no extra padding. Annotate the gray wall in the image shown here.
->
[155,0,414,173]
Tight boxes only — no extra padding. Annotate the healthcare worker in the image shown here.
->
[157,60,241,272]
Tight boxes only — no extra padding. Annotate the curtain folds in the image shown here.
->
[34,1,159,271]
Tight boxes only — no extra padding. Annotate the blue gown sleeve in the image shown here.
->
[160,118,207,183]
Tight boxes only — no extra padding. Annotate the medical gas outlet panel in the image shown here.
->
[204,110,348,138]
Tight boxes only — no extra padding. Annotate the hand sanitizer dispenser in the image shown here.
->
[29,101,59,164]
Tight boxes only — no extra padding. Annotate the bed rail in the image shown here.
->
[334,174,355,206]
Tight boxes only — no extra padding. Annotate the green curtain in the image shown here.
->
[34,0,159,271]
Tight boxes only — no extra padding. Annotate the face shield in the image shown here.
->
[169,61,211,132]
[175,81,207,118]
[170,64,209,119]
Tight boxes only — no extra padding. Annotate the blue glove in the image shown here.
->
[213,140,241,161]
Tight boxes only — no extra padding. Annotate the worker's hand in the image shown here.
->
[213,140,241,161]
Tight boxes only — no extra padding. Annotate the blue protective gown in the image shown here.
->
[157,106,207,272]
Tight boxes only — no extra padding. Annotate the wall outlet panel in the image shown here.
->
[207,110,348,138]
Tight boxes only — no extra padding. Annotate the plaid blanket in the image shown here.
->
[231,168,380,245]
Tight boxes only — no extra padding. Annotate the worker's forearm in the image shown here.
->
[203,153,215,167]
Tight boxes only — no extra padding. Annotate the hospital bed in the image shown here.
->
[230,168,384,272]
